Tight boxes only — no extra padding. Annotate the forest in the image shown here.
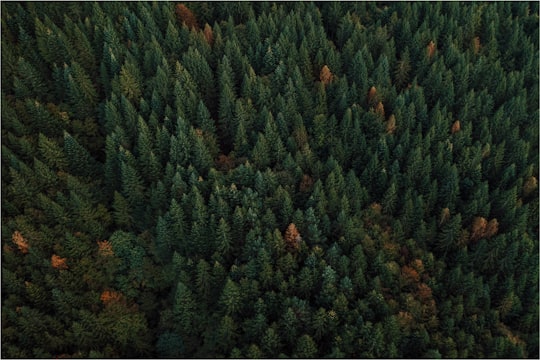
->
[1,1,538,358]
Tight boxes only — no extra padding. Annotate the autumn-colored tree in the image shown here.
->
[97,240,114,256]
[470,216,488,242]
[410,259,424,275]
[439,207,451,225]
[284,223,301,251]
[367,86,378,107]
[427,40,436,58]
[176,4,198,30]
[401,265,420,287]
[203,23,214,45]
[386,114,396,134]
[472,36,481,55]
[484,218,499,239]
[417,283,433,302]
[375,101,385,118]
[451,120,461,134]
[397,310,414,330]
[100,290,125,306]
[12,231,29,254]
[320,65,333,85]
[523,176,538,197]
[51,254,68,270]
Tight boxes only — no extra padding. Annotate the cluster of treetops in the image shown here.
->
[1,1,538,358]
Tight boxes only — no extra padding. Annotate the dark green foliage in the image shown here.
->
[1,2,538,358]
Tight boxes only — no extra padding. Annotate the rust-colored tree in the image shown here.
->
[417,283,433,303]
[51,254,68,269]
[427,40,436,59]
[470,216,488,242]
[484,218,499,239]
[386,114,396,134]
[203,23,214,45]
[472,36,481,55]
[451,120,461,134]
[523,176,538,197]
[319,65,333,85]
[367,86,378,107]
[397,310,414,330]
[375,101,385,118]
[100,290,125,306]
[284,223,301,251]
[401,265,420,287]
[175,4,198,30]
[12,231,29,254]
[97,240,114,256]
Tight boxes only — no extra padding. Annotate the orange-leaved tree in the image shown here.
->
[451,120,461,134]
[204,23,214,45]
[97,240,114,256]
[12,231,29,254]
[284,223,301,251]
[427,40,436,59]
[51,254,68,270]
[320,65,333,85]
[175,4,198,30]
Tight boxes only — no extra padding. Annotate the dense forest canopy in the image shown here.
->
[1,1,539,358]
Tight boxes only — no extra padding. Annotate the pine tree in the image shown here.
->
[63,131,100,178]
[119,56,143,102]
[220,278,242,316]
[173,282,196,334]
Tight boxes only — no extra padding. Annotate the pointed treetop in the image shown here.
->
[176,4,198,30]
[451,120,461,134]
[375,101,385,118]
[368,86,378,107]
[284,223,302,251]
[204,23,214,45]
[386,114,396,134]
[320,65,333,85]
[427,40,436,58]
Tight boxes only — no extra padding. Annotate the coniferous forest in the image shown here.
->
[1,2,539,358]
